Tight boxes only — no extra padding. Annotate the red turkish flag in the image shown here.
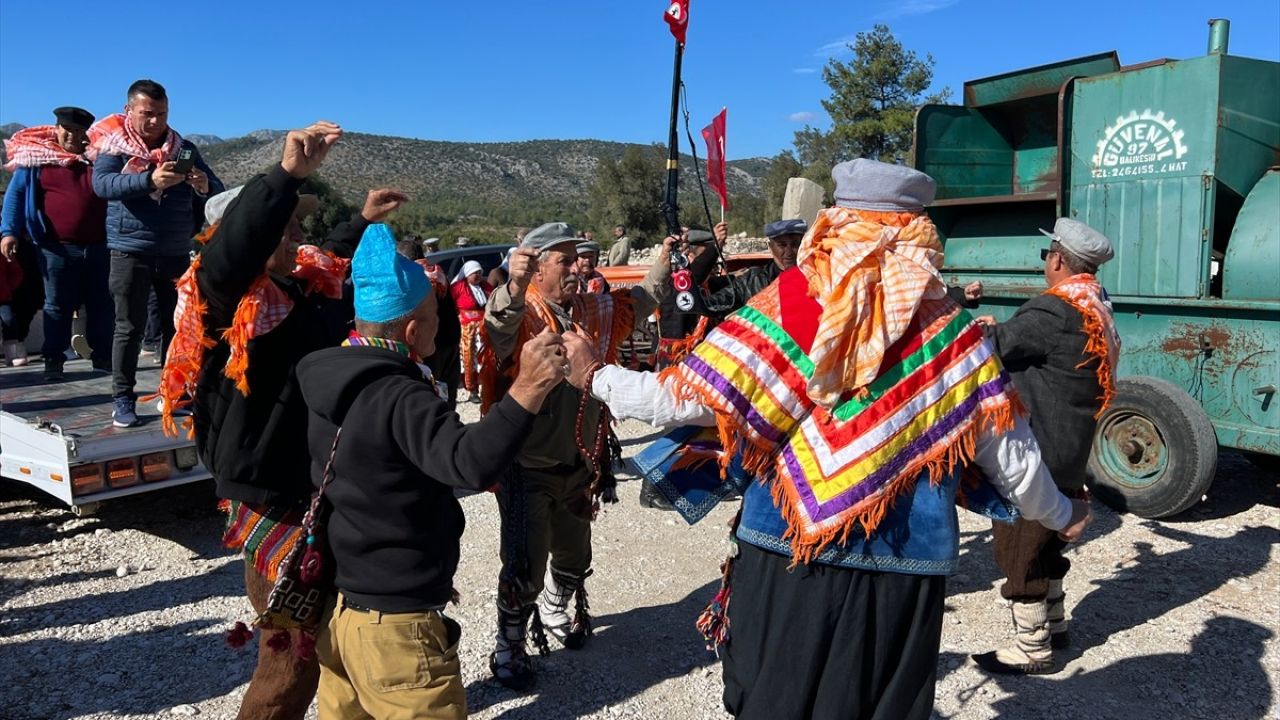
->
[664,0,689,45]
[702,107,729,211]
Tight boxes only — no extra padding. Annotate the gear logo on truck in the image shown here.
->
[1091,110,1189,179]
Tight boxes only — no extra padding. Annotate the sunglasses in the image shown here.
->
[1040,248,1058,261]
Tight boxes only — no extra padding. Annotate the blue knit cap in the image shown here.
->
[353,223,432,323]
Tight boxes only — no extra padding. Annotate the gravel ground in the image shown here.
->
[1,406,1276,720]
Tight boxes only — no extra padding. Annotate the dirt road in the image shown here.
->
[0,414,1275,720]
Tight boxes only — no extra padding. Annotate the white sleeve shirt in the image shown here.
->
[590,364,1072,530]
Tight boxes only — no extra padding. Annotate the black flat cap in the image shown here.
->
[53,106,94,130]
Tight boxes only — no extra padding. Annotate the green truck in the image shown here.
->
[914,19,1278,518]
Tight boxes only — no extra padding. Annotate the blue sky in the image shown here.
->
[1,0,1276,159]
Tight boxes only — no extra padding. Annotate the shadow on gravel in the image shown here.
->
[465,579,720,719]
[2,617,253,720]
[938,616,1274,719]
[945,503,1125,602]
[1163,451,1280,522]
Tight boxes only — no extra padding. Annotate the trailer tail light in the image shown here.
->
[174,446,199,471]
[140,452,172,483]
[71,465,105,496]
[106,458,139,488]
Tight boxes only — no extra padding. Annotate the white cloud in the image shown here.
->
[875,0,959,20]
[817,1,959,55]
[787,111,817,123]
[792,67,817,74]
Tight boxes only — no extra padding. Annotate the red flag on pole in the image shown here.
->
[664,0,689,45]
[702,107,729,211]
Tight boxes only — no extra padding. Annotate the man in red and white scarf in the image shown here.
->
[1,107,109,375]
[974,217,1119,676]
[90,79,223,428]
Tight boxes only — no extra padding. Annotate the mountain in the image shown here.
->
[185,134,226,147]
[199,132,768,207]
[0,122,24,138]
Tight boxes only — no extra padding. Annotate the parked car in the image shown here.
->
[426,244,514,282]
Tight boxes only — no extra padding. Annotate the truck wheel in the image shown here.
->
[1087,376,1217,518]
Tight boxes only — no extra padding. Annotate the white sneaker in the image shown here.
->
[156,397,193,417]
[70,334,92,360]
[4,340,28,367]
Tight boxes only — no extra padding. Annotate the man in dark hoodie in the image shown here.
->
[298,222,565,719]
[157,120,407,720]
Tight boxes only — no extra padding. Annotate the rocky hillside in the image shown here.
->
[2,124,770,206]
[199,132,769,206]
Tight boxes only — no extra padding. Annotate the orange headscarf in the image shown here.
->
[796,207,947,408]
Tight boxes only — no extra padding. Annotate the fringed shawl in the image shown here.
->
[479,285,635,413]
[662,269,1023,564]
[1046,274,1120,416]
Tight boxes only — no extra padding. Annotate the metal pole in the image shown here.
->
[661,40,684,238]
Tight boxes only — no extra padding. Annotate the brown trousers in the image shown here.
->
[316,593,466,720]
[237,562,321,720]
[992,517,1071,601]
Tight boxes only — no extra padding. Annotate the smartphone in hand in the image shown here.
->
[172,147,195,175]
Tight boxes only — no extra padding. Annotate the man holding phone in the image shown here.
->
[91,78,223,427]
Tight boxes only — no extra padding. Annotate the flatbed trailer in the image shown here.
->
[0,361,209,512]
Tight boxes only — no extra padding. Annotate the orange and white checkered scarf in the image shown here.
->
[154,244,349,437]
[87,113,182,200]
[2,126,86,170]
[1047,274,1120,415]
[797,207,947,408]
[478,284,634,413]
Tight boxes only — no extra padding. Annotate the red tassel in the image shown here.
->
[266,629,292,653]
[224,621,253,648]
[299,546,324,584]
[294,630,317,660]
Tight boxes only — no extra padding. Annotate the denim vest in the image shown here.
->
[634,426,1018,576]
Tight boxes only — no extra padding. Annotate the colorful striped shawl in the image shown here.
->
[669,275,1021,564]
[219,499,304,583]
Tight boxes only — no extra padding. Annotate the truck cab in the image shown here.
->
[913,19,1279,517]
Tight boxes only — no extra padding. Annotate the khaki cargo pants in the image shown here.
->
[316,593,466,720]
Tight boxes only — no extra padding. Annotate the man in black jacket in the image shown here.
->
[178,121,406,720]
[298,222,565,719]
[972,217,1118,676]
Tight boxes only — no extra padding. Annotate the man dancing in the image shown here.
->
[482,222,673,690]
[562,159,1091,719]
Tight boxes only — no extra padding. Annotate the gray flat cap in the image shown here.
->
[833,158,936,212]
[1040,218,1114,266]
[576,240,602,254]
[764,218,808,238]
[686,229,715,245]
[522,222,579,253]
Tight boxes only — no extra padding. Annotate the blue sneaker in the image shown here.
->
[112,397,141,428]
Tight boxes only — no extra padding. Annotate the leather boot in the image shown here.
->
[973,599,1056,675]
[490,599,537,691]
[638,478,674,511]
[536,567,593,650]
[1047,578,1070,649]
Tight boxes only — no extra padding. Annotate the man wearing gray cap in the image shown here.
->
[482,222,675,690]
[559,158,1089,719]
[574,239,609,294]
[973,217,1120,676]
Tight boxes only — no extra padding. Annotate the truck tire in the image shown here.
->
[1087,376,1217,518]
